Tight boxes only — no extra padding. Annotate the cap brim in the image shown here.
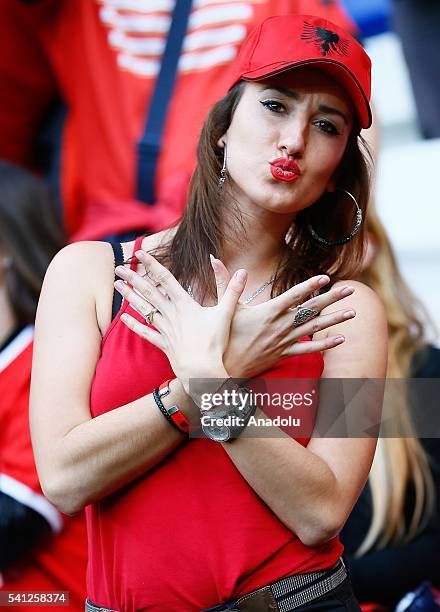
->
[241,59,372,130]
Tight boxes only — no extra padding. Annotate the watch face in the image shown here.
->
[202,421,230,442]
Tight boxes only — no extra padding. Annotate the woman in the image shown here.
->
[341,205,440,609]
[30,15,387,612]
[0,161,87,610]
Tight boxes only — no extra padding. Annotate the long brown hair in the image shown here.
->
[151,81,373,299]
[356,205,436,554]
[0,161,65,325]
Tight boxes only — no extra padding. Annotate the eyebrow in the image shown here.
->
[261,87,349,124]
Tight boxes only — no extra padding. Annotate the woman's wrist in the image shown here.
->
[203,365,230,379]
[169,378,200,424]
[181,362,230,380]
[177,364,230,414]
[179,363,229,391]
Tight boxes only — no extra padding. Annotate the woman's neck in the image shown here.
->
[220,208,293,279]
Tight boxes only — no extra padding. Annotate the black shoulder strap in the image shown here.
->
[135,0,193,205]
[110,242,125,321]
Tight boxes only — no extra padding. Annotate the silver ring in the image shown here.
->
[292,305,319,327]
[146,308,158,325]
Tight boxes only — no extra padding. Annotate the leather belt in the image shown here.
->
[85,557,348,612]
[202,557,348,611]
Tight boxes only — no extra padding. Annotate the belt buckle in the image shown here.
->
[235,586,278,611]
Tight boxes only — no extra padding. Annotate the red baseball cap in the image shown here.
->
[227,14,372,129]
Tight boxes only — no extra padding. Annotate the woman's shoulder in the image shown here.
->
[44,230,176,337]
[318,279,388,377]
[45,240,114,283]
[332,278,380,299]
[42,241,116,329]
[328,279,385,319]
[331,279,387,344]
[47,227,175,280]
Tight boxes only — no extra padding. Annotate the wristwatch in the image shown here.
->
[201,385,256,442]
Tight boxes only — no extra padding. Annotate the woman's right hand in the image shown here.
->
[210,257,356,378]
[114,251,248,393]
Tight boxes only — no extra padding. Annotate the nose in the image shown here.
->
[278,116,307,159]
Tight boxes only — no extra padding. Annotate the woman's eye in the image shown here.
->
[260,100,285,114]
[314,119,340,135]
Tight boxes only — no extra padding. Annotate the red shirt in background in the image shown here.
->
[0,327,87,612]
[0,0,356,241]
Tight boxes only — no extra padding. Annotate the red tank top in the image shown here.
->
[86,237,342,611]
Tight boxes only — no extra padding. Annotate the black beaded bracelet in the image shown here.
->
[152,387,183,433]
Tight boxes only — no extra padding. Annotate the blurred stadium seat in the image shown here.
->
[342,0,391,37]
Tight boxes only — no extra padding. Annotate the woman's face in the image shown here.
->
[220,69,354,219]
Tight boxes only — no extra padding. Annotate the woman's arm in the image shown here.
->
[219,281,388,547]
[97,250,386,544]
[29,242,198,515]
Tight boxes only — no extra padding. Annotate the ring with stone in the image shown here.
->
[146,308,159,325]
[292,305,319,327]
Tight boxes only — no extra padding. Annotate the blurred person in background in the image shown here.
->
[341,205,440,609]
[0,161,87,610]
[392,0,440,139]
[0,0,357,242]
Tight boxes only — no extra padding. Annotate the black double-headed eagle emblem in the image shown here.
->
[301,22,350,57]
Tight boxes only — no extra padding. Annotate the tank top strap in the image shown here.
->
[129,235,145,270]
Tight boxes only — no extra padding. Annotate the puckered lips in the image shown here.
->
[269,157,301,183]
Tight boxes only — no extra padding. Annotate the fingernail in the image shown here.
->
[114,280,125,290]
[344,310,355,318]
[115,265,126,274]
[235,269,247,281]
[135,250,144,258]
[318,275,330,286]
[334,335,345,344]
[340,286,354,296]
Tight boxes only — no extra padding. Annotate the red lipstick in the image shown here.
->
[269,158,301,183]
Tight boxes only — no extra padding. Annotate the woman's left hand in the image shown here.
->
[114,250,247,393]
[209,257,357,378]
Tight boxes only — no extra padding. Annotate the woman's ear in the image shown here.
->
[217,137,227,149]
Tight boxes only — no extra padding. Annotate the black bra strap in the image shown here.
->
[110,242,125,321]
